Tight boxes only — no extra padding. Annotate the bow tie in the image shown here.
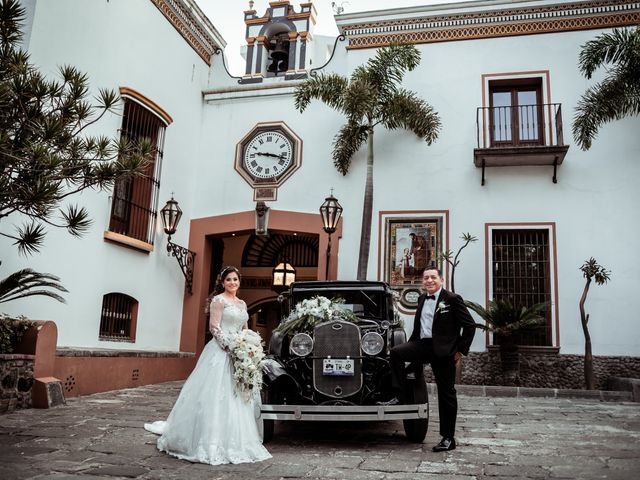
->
[425,295,436,300]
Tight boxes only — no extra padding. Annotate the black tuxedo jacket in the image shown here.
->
[409,289,476,358]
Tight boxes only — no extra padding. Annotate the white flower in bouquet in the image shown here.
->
[275,295,358,335]
[227,329,266,402]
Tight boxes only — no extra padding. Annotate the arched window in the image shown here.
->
[99,293,138,342]
[108,88,172,246]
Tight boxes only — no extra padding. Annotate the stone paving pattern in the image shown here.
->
[1,381,639,479]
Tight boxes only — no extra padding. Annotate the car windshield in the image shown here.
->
[294,290,388,320]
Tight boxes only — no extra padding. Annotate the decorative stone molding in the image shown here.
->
[339,0,640,49]
[150,0,224,65]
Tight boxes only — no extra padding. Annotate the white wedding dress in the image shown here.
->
[144,296,271,465]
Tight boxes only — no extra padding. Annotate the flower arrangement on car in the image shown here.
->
[227,329,266,402]
[274,295,357,336]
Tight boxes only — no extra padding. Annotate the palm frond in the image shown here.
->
[578,27,640,79]
[574,26,640,149]
[294,73,348,113]
[365,44,421,93]
[465,299,547,336]
[573,74,640,150]
[342,78,377,124]
[379,89,441,144]
[332,122,369,175]
[0,268,67,303]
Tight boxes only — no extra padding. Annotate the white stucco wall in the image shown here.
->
[1,0,215,351]
[201,14,640,355]
[2,0,638,358]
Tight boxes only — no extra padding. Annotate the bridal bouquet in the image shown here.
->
[275,295,357,336]
[227,329,266,402]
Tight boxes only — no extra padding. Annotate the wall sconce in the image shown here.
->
[255,201,270,236]
[319,191,343,280]
[160,195,196,294]
[272,261,296,293]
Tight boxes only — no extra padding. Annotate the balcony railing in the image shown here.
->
[474,103,569,185]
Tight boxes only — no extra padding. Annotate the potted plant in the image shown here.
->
[465,299,547,381]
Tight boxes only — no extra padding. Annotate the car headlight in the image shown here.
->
[290,333,313,356]
[361,332,384,355]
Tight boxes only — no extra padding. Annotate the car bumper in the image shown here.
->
[260,403,428,421]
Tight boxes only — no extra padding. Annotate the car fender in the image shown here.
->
[262,357,300,393]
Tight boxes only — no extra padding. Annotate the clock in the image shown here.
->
[235,122,302,197]
[243,130,293,179]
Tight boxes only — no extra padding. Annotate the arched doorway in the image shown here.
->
[179,209,342,355]
[202,230,319,347]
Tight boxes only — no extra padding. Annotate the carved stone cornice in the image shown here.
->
[150,0,224,65]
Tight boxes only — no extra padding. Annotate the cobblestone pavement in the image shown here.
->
[1,381,639,479]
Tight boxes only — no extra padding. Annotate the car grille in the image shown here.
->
[313,320,362,398]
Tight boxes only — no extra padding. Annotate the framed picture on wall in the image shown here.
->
[385,218,443,287]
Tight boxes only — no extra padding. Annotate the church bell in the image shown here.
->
[267,33,289,73]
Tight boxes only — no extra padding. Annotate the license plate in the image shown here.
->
[322,358,354,376]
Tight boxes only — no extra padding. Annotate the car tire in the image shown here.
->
[261,386,275,443]
[402,368,429,443]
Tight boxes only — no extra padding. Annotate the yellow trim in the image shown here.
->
[104,231,154,253]
[119,87,173,126]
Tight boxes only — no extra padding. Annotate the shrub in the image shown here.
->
[0,314,34,354]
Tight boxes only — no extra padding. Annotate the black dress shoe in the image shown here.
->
[376,397,401,406]
[432,437,456,452]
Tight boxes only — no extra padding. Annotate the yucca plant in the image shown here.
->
[579,258,611,390]
[465,299,547,378]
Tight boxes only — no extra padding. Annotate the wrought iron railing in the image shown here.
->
[476,103,565,149]
[99,293,137,341]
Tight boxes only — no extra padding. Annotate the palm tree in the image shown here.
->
[573,26,640,150]
[294,44,441,280]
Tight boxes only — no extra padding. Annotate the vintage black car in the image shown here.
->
[260,280,429,442]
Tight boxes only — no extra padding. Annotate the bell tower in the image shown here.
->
[242,1,316,84]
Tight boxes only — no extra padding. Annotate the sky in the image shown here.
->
[194,0,472,75]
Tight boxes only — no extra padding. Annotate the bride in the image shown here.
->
[144,266,271,465]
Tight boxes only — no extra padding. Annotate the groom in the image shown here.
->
[383,267,476,452]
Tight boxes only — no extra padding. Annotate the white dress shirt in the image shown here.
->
[420,288,442,339]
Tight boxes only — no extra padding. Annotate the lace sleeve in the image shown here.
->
[209,297,229,350]
[241,300,248,330]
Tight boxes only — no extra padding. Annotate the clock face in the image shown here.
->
[243,130,293,179]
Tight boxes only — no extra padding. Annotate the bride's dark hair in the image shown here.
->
[205,266,241,315]
[214,266,241,295]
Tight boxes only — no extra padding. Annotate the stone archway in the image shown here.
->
[179,209,342,355]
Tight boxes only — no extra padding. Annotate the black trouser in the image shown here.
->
[390,338,458,438]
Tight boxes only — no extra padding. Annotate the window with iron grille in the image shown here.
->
[99,293,138,341]
[491,229,552,346]
[489,78,543,147]
[108,98,166,245]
